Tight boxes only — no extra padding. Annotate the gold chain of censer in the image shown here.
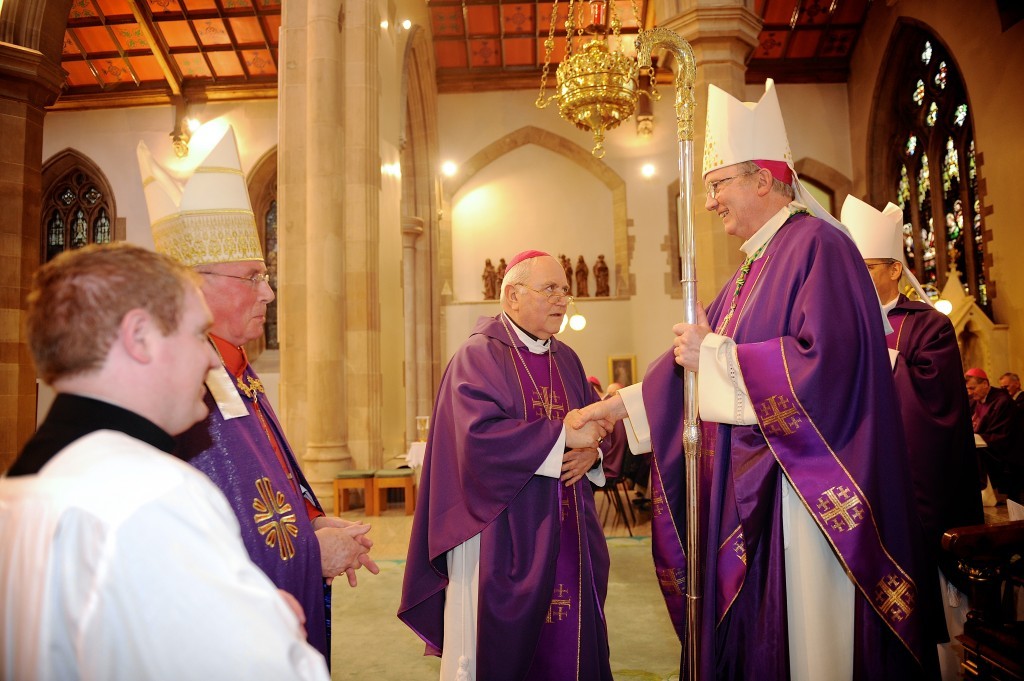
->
[535,0,658,158]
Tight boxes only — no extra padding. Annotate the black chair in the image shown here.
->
[598,476,634,537]
[942,520,1024,680]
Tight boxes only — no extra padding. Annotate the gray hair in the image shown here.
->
[737,160,796,201]
[1000,372,1020,383]
[499,258,535,305]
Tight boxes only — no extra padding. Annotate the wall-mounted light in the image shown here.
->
[441,160,458,177]
[402,19,412,29]
[170,97,201,158]
[641,163,656,178]
[380,19,389,29]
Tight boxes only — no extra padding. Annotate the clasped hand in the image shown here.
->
[313,517,381,587]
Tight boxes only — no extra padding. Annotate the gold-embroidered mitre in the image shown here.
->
[702,78,792,180]
[137,124,263,267]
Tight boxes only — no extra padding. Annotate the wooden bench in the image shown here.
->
[371,468,416,516]
[332,470,376,515]
[942,519,1024,680]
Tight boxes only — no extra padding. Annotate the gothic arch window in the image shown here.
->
[40,151,119,263]
[874,23,989,315]
[247,148,278,354]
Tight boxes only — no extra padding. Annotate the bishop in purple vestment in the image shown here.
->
[399,251,613,681]
[578,80,939,681]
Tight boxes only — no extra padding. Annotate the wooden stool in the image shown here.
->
[371,468,416,516]
[333,470,376,515]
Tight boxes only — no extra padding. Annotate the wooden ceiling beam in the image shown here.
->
[126,0,182,96]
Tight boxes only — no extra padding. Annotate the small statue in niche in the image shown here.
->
[482,258,497,300]
[575,255,589,298]
[593,254,610,297]
[495,258,507,288]
[559,254,574,296]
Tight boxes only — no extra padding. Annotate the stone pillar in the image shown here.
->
[301,0,353,510]
[0,43,63,472]
[340,0,384,473]
[401,215,424,445]
[657,0,762,302]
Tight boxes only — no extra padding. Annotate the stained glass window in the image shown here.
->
[41,162,117,262]
[887,28,989,315]
[954,104,967,127]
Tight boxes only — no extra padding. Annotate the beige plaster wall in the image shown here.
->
[439,81,861,383]
[848,1,1024,371]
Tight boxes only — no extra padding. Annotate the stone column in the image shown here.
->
[340,0,384,471]
[0,43,64,472]
[656,0,762,302]
[401,215,424,445]
[303,0,352,508]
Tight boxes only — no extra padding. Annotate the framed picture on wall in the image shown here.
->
[608,355,637,387]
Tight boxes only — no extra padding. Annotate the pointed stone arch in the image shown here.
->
[444,125,634,297]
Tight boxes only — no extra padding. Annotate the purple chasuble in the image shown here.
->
[643,212,938,680]
[887,295,982,557]
[176,361,329,659]
[398,314,612,681]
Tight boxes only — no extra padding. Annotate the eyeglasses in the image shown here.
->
[864,260,897,270]
[704,169,760,199]
[199,271,271,287]
[518,283,573,305]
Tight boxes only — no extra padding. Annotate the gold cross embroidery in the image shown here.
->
[733,536,747,565]
[656,567,686,597]
[561,495,571,522]
[237,375,265,400]
[652,487,666,517]
[253,477,299,560]
[757,395,801,436]
[530,386,566,420]
[874,574,915,623]
[816,486,865,532]
[545,583,572,623]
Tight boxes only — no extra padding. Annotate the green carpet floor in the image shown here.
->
[331,535,681,680]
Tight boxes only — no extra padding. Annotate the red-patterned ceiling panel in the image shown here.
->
[67,0,100,20]
[95,0,134,16]
[229,16,265,44]
[128,54,168,81]
[468,38,501,67]
[174,52,212,78]
[502,4,534,34]
[146,0,183,15]
[182,0,219,10]
[63,61,97,87]
[762,0,798,25]
[262,15,281,44]
[111,24,149,51]
[158,20,198,48]
[786,29,821,58]
[431,6,466,37]
[503,37,535,66]
[435,41,469,68]
[796,0,831,25]
[194,19,231,46]
[466,5,500,35]
[71,27,118,53]
[754,30,789,60]
[536,35,568,64]
[821,29,857,57]
[208,50,244,77]
[240,49,276,76]
[94,57,135,84]
[62,32,80,56]
[537,4,569,32]
[833,0,869,24]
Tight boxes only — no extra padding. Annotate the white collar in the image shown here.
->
[881,295,900,314]
[740,202,808,259]
[502,312,551,355]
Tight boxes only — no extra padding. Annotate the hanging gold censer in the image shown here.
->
[535,0,642,158]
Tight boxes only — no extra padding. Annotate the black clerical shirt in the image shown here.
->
[7,393,176,476]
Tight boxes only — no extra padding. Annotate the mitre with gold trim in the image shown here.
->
[137,125,263,267]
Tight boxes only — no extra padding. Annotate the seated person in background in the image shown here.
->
[1,244,330,681]
[966,367,1020,500]
[607,381,651,506]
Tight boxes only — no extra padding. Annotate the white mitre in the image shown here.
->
[841,195,932,307]
[702,78,846,233]
[137,124,263,268]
